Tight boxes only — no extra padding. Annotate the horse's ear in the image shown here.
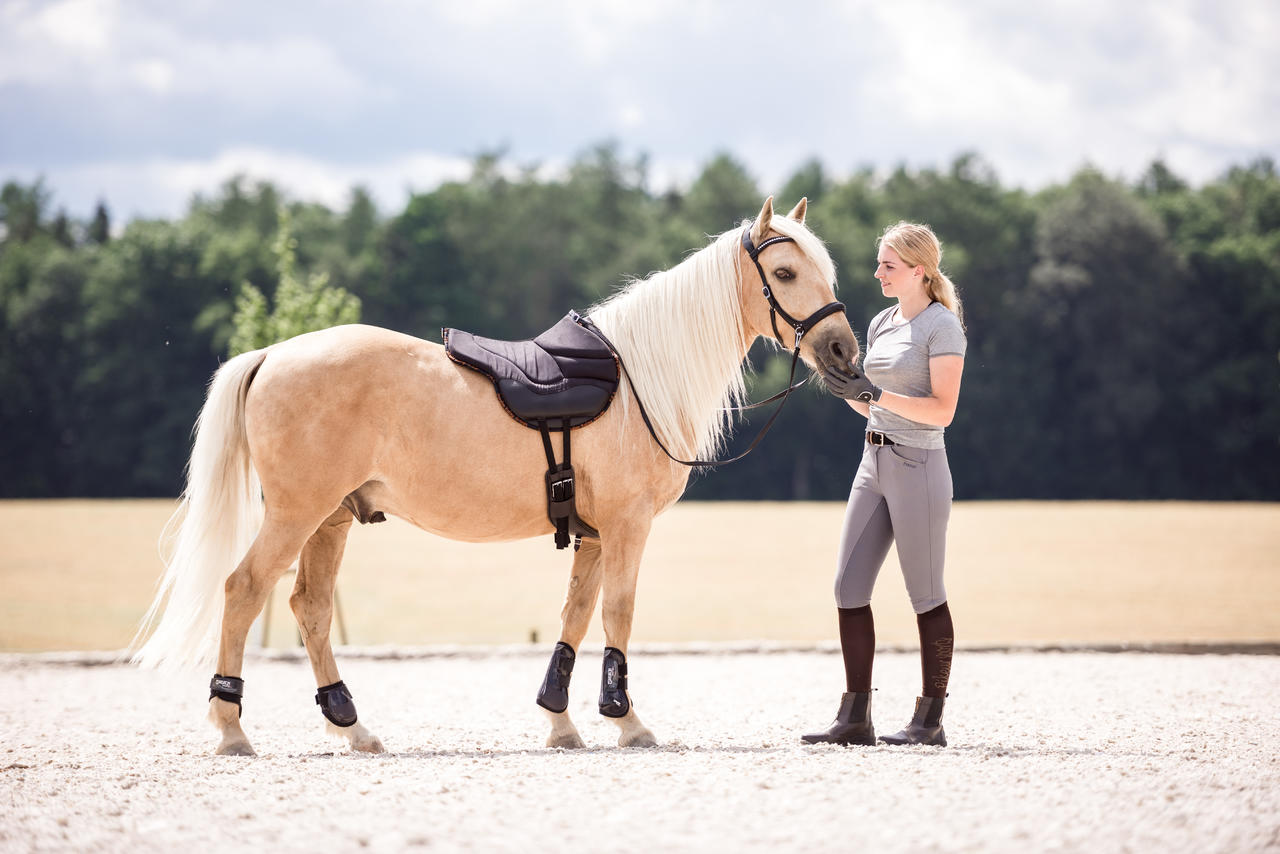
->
[750,197,774,245]
[786,198,807,224]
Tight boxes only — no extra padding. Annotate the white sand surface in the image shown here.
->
[2,648,1277,853]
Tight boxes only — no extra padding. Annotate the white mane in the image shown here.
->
[586,217,835,462]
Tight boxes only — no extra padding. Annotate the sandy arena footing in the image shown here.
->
[2,648,1277,853]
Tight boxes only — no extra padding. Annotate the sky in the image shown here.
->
[1,0,1277,221]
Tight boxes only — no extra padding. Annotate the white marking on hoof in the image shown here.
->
[618,727,658,748]
[215,737,256,757]
[547,730,587,749]
[209,698,254,756]
[543,707,586,749]
[327,721,386,754]
[610,708,658,748]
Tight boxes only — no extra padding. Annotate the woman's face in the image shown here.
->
[874,245,923,299]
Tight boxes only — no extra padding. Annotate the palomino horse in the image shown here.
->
[131,197,859,755]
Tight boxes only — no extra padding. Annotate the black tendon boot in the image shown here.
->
[879,695,946,746]
[801,691,875,746]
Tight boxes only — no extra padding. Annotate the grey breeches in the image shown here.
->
[834,443,953,614]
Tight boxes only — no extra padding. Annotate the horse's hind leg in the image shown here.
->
[290,506,384,753]
[599,520,658,748]
[539,538,603,748]
[210,515,319,756]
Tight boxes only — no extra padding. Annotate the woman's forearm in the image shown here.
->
[871,390,956,427]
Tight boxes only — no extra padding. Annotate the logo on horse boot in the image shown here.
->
[598,646,630,718]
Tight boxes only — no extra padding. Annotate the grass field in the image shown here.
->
[1,500,1277,652]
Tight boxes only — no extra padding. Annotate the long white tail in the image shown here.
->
[130,348,270,671]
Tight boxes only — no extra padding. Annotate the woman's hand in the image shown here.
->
[821,363,882,403]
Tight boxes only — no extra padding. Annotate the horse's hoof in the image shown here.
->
[619,728,658,748]
[330,721,385,754]
[547,731,586,749]
[215,739,256,757]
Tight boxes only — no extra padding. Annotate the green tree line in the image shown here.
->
[2,146,1277,499]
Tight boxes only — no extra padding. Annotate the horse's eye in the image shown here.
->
[774,268,794,281]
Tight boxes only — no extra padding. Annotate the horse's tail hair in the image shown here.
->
[129,347,270,672]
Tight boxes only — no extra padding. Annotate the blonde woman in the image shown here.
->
[802,221,966,748]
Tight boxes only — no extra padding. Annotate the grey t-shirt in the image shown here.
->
[863,302,967,449]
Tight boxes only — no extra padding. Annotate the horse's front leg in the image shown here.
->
[599,519,657,748]
[538,538,603,748]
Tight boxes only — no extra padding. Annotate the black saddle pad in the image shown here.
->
[443,312,620,428]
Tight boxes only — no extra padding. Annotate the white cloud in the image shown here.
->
[0,0,378,111]
[167,37,377,110]
[558,0,703,66]
[31,0,117,53]
[862,1,1074,138]
[129,58,175,95]
[2,0,1276,219]
[840,0,1279,186]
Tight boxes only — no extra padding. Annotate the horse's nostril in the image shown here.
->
[831,341,848,363]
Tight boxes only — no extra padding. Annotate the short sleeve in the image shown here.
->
[927,309,967,358]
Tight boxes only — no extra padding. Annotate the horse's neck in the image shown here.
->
[589,251,747,460]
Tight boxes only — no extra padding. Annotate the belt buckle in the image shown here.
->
[868,431,884,446]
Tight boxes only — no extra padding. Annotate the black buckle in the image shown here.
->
[547,470,575,503]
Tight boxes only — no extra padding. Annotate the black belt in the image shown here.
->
[866,431,896,446]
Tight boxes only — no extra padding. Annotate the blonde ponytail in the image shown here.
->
[879,222,964,328]
[925,269,964,327]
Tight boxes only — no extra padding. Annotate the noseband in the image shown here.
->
[740,227,847,348]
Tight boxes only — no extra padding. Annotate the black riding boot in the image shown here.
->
[879,695,946,746]
[801,691,875,746]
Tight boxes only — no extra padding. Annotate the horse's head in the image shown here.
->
[738,197,861,378]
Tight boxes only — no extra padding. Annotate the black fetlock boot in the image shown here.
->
[879,695,946,746]
[801,691,875,746]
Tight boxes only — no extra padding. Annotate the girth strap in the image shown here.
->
[538,417,598,550]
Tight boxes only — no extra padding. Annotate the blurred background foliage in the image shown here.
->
[1,145,1277,499]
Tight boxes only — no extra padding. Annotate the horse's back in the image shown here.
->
[261,323,433,365]
[243,322,688,542]
[243,324,559,537]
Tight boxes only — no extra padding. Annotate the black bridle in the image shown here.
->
[741,227,847,349]
[578,223,848,469]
